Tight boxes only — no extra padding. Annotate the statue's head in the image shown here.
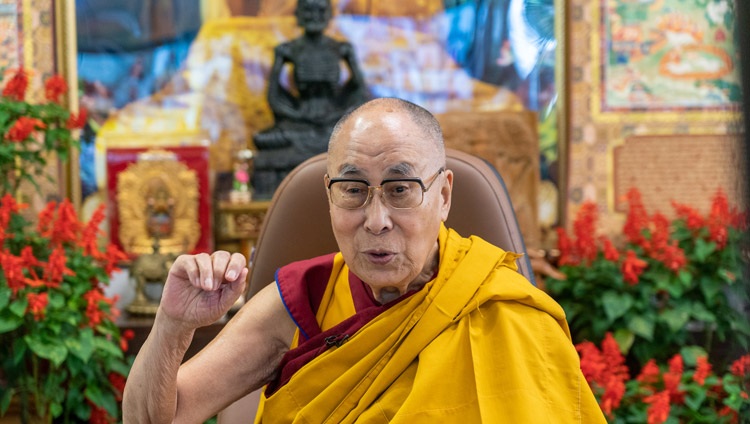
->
[295,0,332,34]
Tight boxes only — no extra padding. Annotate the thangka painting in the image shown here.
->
[601,0,739,111]
[0,1,20,69]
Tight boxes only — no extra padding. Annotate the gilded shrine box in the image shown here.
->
[106,146,213,256]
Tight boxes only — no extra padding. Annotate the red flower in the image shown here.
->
[2,68,28,101]
[637,359,661,387]
[101,244,129,275]
[644,390,671,424]
[578,341,607,385]
[6,117,46,142]
[664,354,685,404]
[44,74,68,102]
[88,401,113,424]
[43,246,74,288]
[621,250,647,285]
[81,205,106,257]
[43,199,80,245]
[66,108,88,129]
[120,329,135,352]
[0,251,26,294]
[576,333,630,417]
[730,354,750,377]
[27,292,48,320]
[1,194,27,245]
[693,356,712,385]
[573,202,598,263]
[83,288,116,328]
[671,201,705,230]
[601,237,619,262]
[623,188,649,247]
[108,372,127,401]
[556,227,577,266]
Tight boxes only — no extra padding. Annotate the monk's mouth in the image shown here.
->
[365,251,395,264]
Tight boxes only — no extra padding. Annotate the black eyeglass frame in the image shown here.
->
[325,168,445,210]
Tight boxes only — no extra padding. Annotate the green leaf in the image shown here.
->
[677,270,692,286]
[693,238,716,262]
[690,302,716,323]
[699,276,722,304]
[0,285,11,309]
[66,327,95,362]
[684,389,706,411]
[613,328,635,354]
[9,298,27,317]
[93,337,124,359]
[0,386,14,415]
[0,314,22,334]
[48,291,65,309]
[679,345,707,366]
[659,308,690,332]
[628,315,654,341]
[602,291,633,322]
[24,334,68,366]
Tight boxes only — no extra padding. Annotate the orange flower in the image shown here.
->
[43,74,68,102]
[6,116,46,142]
[1,68,28,100]
[27,292,48,320]
[621,250,647,285]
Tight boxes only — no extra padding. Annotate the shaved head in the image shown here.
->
[328,97,445,163]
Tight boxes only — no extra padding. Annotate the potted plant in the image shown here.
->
[0,68,132,423]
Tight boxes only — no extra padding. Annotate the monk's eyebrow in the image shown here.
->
[335,162,415,178]
[386,163,414,177]
[336,164,364,177]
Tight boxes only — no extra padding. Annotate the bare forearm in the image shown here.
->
[123,312,195,424]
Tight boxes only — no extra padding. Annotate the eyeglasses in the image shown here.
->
[326,168,444,210]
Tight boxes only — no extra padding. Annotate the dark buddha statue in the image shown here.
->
[252,0,369,199]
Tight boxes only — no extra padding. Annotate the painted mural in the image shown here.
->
[602,0,739,111]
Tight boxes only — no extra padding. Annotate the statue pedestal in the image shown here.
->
[215,200,272,260]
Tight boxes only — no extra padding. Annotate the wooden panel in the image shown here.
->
[613,135,746,215]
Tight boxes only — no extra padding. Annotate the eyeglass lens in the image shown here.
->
[330,180,423,209]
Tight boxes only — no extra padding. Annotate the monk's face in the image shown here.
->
[326,104,453,302]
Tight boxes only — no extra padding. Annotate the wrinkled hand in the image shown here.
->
[159,251,248,329]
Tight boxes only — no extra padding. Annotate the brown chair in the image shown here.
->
[217,148,534,423]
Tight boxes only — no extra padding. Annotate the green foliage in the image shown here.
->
[547,190,749,367]
[0,68,85,197]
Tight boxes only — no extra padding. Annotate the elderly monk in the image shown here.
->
[123,98,606,423]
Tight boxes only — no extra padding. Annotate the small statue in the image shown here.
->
[127,238,177,315]
[252,0,369,199]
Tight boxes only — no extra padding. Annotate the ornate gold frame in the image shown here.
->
[54,0,81,210]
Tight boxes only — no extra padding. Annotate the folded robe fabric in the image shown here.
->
[257,225,606,423]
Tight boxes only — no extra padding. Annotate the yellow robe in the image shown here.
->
[259,225,606,423]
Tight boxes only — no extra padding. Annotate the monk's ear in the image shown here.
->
[439,169,453,222]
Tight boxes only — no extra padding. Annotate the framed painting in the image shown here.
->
[592,0,740,121]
